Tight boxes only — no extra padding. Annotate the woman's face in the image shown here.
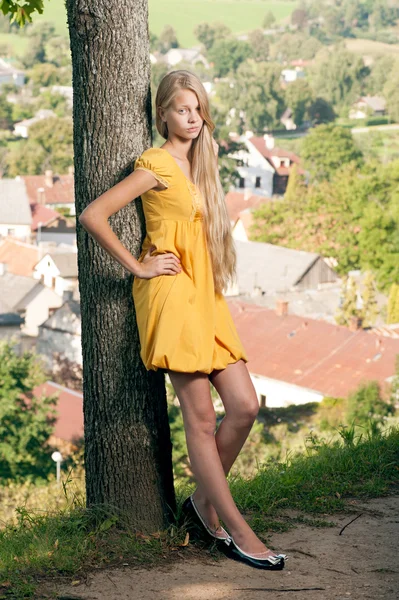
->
[160,89,204,140]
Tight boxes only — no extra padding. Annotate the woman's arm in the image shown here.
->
[78,169,180,278]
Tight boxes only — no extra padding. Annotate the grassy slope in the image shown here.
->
[345,37,399,58]
[17,0,292,48]
[0,427,398,598]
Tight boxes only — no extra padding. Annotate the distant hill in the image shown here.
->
[33,0,293,46]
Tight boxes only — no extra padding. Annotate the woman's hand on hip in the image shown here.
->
[136,246,182,279]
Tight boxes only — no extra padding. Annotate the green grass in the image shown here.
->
[345,37,399,58]
[31,0,293,46]
[1,425,398,599]
[0,33,29,57]
[353,129,399,163]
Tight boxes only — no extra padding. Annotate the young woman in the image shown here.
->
[79,70,287,570]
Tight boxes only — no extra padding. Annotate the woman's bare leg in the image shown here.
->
[192,359,259,528]
[167,367,273,555]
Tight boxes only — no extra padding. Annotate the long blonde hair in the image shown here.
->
[155,70,236,295]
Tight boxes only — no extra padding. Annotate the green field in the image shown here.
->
[32,0,293,46]
[345,37,399,58]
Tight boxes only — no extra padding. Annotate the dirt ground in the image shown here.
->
[46,495,398,600]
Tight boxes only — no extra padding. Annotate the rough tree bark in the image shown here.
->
[65,1,176,531]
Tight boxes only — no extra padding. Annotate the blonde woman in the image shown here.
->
[79,70,287,570]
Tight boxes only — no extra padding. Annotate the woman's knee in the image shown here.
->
[181,403,217,436]
[228,395,259,425]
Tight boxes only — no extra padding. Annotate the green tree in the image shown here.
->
[285,79,313,126]
[383,69,399,123]
[218,60,285,132]
[367,55,395,96]
[291,8,308,29]
[301,124,363,181]
[248,29,269,63]
[307,97,335,124]
[0,340,57,482]
[335,275,359,327]
[346,381,394,427]
[157,25,179,53]
[387,283,399,324]
[309,48,369,109]
[0,93,13,129]
[208,38,252,77]
[28,62,61,88]
[194,21,231,51]
[7,116,73,175]
[284,163,306,208]
[360,271,379,327]
[263,11,276,29]
[272,33,322,62]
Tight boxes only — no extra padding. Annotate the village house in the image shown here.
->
[33,251,78,297]
[31,208,76,247]
[163,48,209,69]
[37,296,82,369]
[0,57,25,88]
[22,168,75,216]
[0,178,32,242]
[0,262,62,342]
[0,238,41,277]
[227,300,399,407]
[226,239,338,297]
[224,191,272,228]
[281,66,305,84]
[228,132,303,196]
[349,96,386,120]
[13,109,57,138]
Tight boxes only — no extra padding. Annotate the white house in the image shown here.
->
[0,265,62,338]
[37,298,82,368]
[281,67,305,84]
[0,179,32,242]
[0,57,25,87]
[228,132,303,196]
[33,251,78,297]
[163,48,209,68]
[349,96,386,120]
[13,109,57,138]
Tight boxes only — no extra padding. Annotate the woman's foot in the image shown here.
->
[191,489,227,537]
[228,527,276,558]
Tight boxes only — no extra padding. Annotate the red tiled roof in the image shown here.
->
[227,300,398,399]
[0,238,40,276]
[32,381,83,443]
[22,174,74,205]
[30,203,60,231]
[248,137,304,176]
[225,192,272,223]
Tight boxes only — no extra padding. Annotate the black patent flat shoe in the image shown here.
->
[181,495,230,542]
[220,535,287,570]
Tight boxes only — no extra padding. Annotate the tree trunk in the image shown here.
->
[65,0,176,531]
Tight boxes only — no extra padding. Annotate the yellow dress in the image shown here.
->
[132,147,248,374]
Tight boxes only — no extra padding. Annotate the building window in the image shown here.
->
[239,177,245,188]
[255,176,261,188]
[259,394,266,408]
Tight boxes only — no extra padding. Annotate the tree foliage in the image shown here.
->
[301,124,363,181]
[0,340,57,482]
[251,160,399,293]
[194,21,231,51]
[208,38,252,78]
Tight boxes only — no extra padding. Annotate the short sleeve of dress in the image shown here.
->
[134,148,170,189]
